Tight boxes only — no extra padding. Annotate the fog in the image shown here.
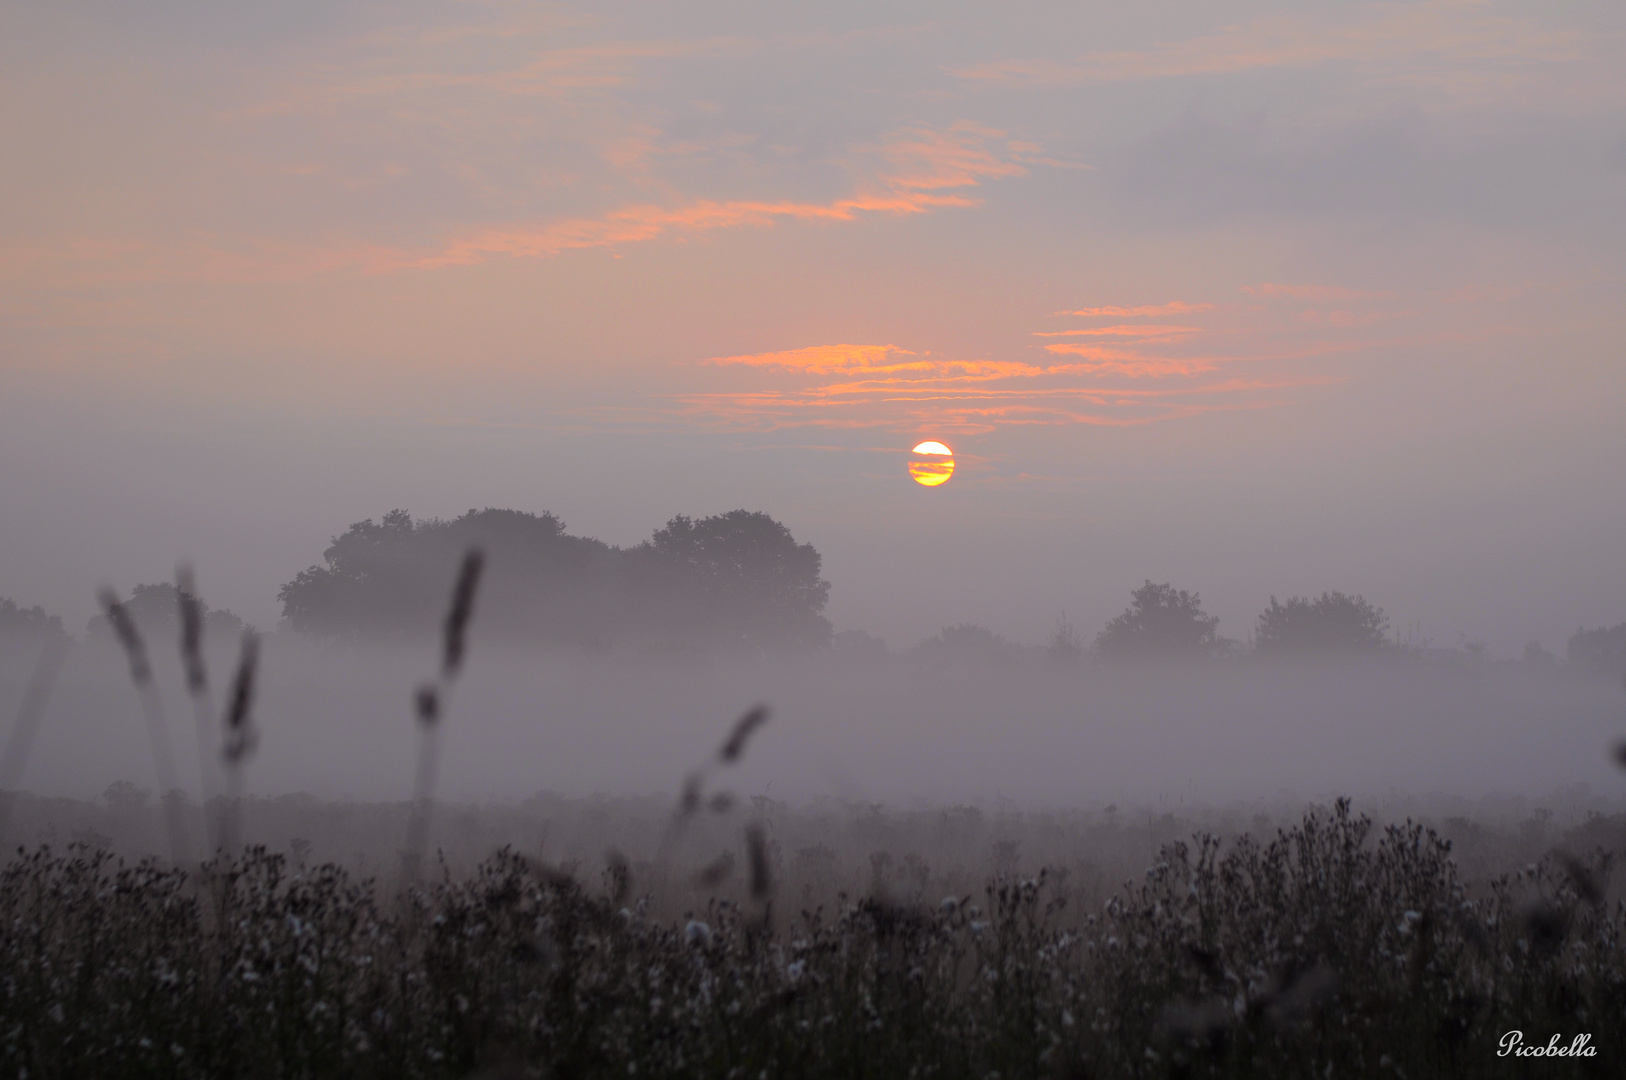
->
[7,636,1620,813]
[2,0,1624,867]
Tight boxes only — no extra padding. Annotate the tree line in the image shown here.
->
[3,510,1625,671]
[1094,581,1393,660]
[274,507,832,653]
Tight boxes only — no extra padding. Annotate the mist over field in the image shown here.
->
[0,636,1619,810]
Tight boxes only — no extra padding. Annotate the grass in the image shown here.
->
[0,799,1619,1078]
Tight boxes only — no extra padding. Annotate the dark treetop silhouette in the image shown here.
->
[84,583,246,643]
[1095,580,1227,661]
[277,508,831,653]
[1254,591,1391,655]
[0,599,69,650]
[1567,622,1626,678]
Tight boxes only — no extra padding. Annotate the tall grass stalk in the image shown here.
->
[401,548,483,886]
[217,629,260,854]
[99,588,192,867]
[175,566,221,850]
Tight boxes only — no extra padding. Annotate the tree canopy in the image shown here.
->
[277,507,831,653]
[1096,581,1224,661]
[1254,592,1390,655]
[1567,623,1626,677]
[914,623,1018,667]
[0,597,70,650]
[85,584,246,643]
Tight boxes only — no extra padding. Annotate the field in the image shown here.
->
[0,786,1621,1078]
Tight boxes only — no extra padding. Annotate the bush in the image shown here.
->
[1096,581,1227,661]
[1254,591,1389,656]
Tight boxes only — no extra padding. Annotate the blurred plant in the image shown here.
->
[98,587,192,867]
[402,548,484,885]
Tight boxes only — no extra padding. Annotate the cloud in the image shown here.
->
[0,122,1037,285]
[707,344,920,374]
[397,190,980,269]
[396,122,1031,269]
[656,282,1459,436]
[877,122,1031,191]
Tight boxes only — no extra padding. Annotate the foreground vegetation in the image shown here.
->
[1,800,1618,1079]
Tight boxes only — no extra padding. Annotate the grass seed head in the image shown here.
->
[415,683,440,727]
[719,704,769,763]
[98,588,151,685]
[176,565,207,693]
[222,630,260,763]
[441,547,484,678]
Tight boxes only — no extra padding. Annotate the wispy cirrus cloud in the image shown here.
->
[0,122,1037,284]
[654,299,1333,434]
[396,120,1033,269]
[648,282,1487,437]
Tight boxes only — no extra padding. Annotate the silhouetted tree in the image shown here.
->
[1567,623,1626,678]
[0,598,70,649]
[915,623,1016,667]
[1047,614,1083,665]
[833,629,889,657]
[278,507,832,653]
[1095,581,1223,660]
[1254,592,1390,656]
[1523,640,1557,667]
[279,508,620,643]
[85,584,246,642]
[635,510,832,652]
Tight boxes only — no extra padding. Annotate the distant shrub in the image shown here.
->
[1567,622,1626,677]
[0,597,69,649]
[1096,581,1227,661]
[83,582,246,642]
[915,623,1018,666]
[1254,591,1390,656]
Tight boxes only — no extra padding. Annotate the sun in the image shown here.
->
[908,441,954,486]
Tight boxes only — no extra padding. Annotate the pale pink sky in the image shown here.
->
[2,0,1623,652]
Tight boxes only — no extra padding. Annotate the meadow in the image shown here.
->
[1,780,1622,1078]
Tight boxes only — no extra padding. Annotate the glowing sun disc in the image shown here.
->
[908,440,955,486]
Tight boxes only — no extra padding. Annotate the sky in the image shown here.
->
[2,0,1624,654]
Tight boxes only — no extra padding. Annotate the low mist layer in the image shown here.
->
[6,637,1622,811]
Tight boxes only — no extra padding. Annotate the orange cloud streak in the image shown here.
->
[662,282,1425,435]
[1,122,1037,286]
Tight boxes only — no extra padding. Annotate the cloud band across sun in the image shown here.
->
[644,284,1454,435]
